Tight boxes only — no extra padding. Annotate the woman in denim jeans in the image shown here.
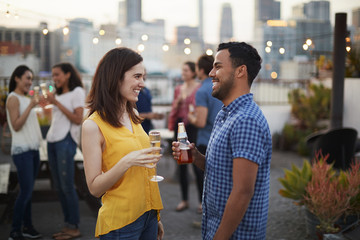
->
[6,65,43,240]
[81,47,164,239]
[44,63,85,240]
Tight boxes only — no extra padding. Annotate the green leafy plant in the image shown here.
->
[276,83,331,155]
[279,151,360,235]
[278,159,312,205]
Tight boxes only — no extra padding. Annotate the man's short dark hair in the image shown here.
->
[218,42,262,86]
[197,54,214,76]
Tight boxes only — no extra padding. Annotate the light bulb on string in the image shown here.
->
[6,10,10,18]
[93,37,99,44]
[162,44,169,52]
[63,26,69,36]
[42,28,49,35]
[184,47,191,55]
[206,49,213,56]
[115,38,122,45]
[141,34,148,41]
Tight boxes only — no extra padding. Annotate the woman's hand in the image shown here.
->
[46,91,56,105]
[157,221,164,240]
[122,147,162,169]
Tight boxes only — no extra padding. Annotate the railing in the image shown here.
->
[0,76,311,107]
[251,78,310,105]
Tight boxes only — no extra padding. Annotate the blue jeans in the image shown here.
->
[11,150,40,232]
[47,133,79,226]
[100,210,158,240]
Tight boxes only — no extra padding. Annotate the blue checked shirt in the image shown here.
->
[202,93,272,240]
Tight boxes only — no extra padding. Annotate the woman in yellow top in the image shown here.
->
[81,47,164,239]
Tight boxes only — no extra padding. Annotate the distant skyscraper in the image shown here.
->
[198,0,204,48]
[118,0,126,27]
[176,26,200,44]
[255,0,281,23]
[126,0,142,26]
[353,7,360,28]
[219,3,233,43]
[304,1,330,21]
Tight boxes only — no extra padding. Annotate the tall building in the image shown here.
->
[118,0,127,27]
[176,26,201,44]
[219,3,233,43]
[62,18,94,73]
[304,1,330,21]
[127,0,142,26]
[353,7,360,28]
[0,23,60,73]
[198,0,204,49]
[255,0,281,23]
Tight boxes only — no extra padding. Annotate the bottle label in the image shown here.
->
[177,132,188,139]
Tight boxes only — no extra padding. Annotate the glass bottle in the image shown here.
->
[177,122,193,164]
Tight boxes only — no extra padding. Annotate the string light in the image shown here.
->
[303,44,309,51]
[92,37,99,44]
[162,44,169,52]
[42,28,49,35]
[184,47,191,55]
[115,38,122,45]
[271,72,278,79]
[306,39,312,46]
[63,26,69,35]
[99,29,105,36]
[184,38,191,45]
[265,47,271,53]
[266,41,272,47]
[279,47,285,54]
[141,34,149,41]
[206,49,213,56]
[5,10,10,18]
[346,46,351,52]
[137,43,145,52]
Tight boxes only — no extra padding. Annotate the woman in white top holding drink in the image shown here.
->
[45,63,85,240]
[6,65,43,240]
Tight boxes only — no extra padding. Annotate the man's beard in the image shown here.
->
[212,72,235,101]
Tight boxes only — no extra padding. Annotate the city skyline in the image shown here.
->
[0,0,359,44]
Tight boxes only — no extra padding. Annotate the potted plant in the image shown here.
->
[278,151,360,239]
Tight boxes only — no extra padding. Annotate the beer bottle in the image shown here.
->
[177,122,193,164]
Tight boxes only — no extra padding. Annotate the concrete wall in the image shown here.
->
[343,78,360,134]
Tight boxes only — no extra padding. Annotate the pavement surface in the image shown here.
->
[0,137,311,240]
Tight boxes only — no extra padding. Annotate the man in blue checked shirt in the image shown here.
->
[172,42,272,240]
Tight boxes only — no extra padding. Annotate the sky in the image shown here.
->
[0,0,359,44]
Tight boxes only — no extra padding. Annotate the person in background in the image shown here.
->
[168,61,201,212]
[188,54,223,214]
[6,65,43,240]
[172,42,272,239]
[81,47,164,239]
[136,70,164,134]
[45,63,85,240]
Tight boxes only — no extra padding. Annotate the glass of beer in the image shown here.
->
[149,130,164,182]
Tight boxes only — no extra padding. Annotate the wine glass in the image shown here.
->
[33,86,40,102]
[149,130,164,182]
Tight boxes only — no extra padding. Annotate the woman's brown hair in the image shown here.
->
[86,47,143,127]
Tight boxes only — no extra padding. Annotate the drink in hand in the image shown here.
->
[149,130,164,182]
[177,122,193,164]
[40,83,48,98]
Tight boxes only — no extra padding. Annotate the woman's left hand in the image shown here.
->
[157,221,164,240]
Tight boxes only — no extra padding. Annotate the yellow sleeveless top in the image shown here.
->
[88,112,163,237]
